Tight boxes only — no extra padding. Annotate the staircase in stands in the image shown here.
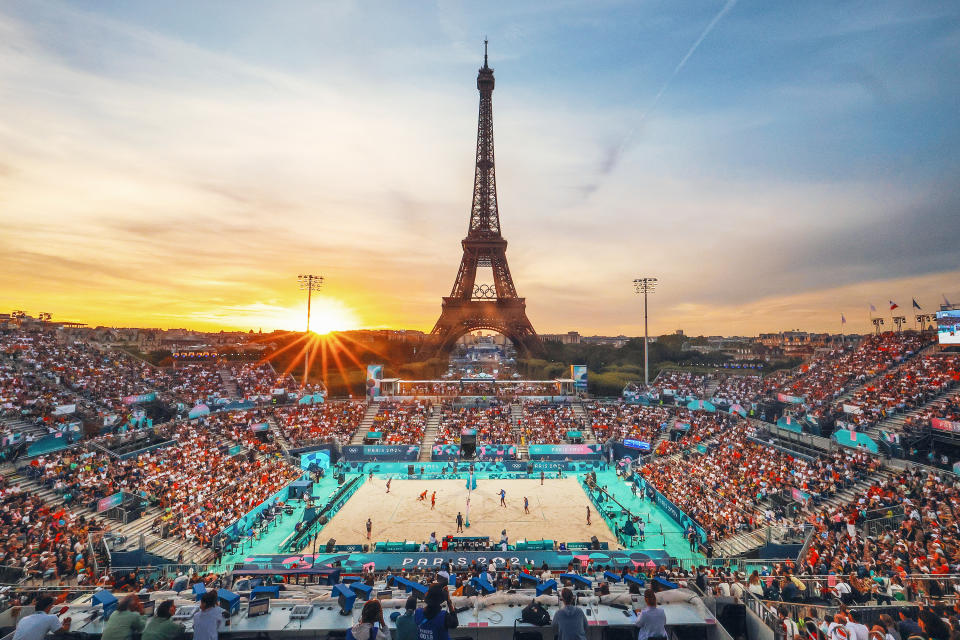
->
[572,400,597,445]
[0,464,214,566]
[860,386,958,443]
[702,377,720,400]
[350,403,380,445]
[0,417,49,443]
[650,415,677,455]
[267,415,293,459]
[218,368,240,399]
[418,410,441,462]
[511,403,526,459]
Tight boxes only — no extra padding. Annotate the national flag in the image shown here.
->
[841,314,846,324]
[912,299,921,310]
[870,304,877,312]
[889,300,899,310]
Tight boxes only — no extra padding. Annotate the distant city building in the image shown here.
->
[541,331,581,345]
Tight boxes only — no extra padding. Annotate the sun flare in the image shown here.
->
[297,298,359,335]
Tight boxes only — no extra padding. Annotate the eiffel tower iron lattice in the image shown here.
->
[429,42,541,356]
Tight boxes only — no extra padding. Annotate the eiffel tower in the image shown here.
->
[429,41,541,356]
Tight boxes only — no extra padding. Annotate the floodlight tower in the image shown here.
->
[298,274,324,388]
[633,278,658,386]
[872,317,884,335]
[892,316,906,332]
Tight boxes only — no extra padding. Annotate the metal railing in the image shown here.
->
[703,573,960,607]
[861,512,906,538]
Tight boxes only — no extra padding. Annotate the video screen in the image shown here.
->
[937,310,960,345]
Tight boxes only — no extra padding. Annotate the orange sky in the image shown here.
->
[2,3,958,337]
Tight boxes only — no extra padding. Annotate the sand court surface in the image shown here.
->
[320,477,618,546]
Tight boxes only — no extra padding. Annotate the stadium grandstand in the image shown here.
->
[3,323,960,640]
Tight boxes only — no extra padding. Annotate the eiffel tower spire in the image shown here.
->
[429,43,540,356]
[469,36,500,237]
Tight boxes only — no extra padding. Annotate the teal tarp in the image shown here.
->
[188,404,211,418]
[686,400,716,412]
[832,430,879,454]
[776,416,803,433]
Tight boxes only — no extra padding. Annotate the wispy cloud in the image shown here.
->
[0,0,958,336]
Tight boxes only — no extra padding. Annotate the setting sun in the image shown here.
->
[298,298,359,335]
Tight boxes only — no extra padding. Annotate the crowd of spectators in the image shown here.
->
[799,468,960,586]
[904,393,960,434]
[834,354,960,431]
[398,382,463,396]
[648,371,709,400]
[780,332,931,411]
[232,363,299,400]
[518,401,582,444]
[588,402,671,443]
[653,409,737,456]
[710,374,777,407]
[168,364,231,405]
[434,403,514,444]
[642,428,880,542]
[0,361,82,433]
[274,401,366,445]
[22,419,301,548]
[1,329,172,416]
[199,409,283,455]
[0,474,106,581]
[370,401,431,444]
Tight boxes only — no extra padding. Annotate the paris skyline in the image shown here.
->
[1,1,959,336]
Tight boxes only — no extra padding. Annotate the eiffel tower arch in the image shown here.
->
[428,42,542,357]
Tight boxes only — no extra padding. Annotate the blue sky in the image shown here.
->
[0,0,958,335]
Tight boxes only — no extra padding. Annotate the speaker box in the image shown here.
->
[460,432,476,458]
[318,515,329,525]
[92,591,118,619]
[408,464,415,476]
[591,536,600,550]
[527,462,534,474]
[326,538,336,553]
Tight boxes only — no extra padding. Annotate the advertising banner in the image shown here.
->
[777,393,805,404]
[97,492,124,513]
[842,403,863,415]
[431,444,517,461]
[527,443,602,460]
[571,365,588,391]
[366,365,384,398]
[227,444,245,456]
[622,439,651,451]
[250,422,270,432]
[342,444,419,461]
[234,548,674,573]
[790,488,810,502]
[932,418,960,434]
[123,392,156,405]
